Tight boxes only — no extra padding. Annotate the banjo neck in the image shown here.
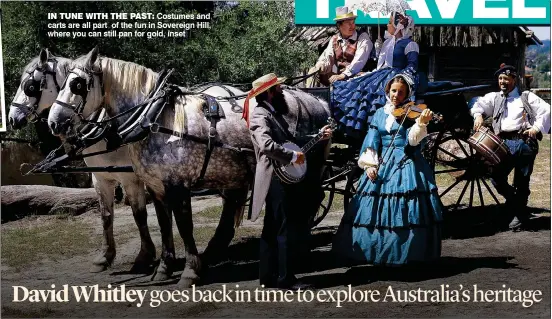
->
[300,131,325,154]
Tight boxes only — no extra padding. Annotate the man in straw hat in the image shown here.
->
[471,63,550,231]
[245,73,332,289]
[309,6,374,86]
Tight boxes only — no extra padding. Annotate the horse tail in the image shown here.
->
[234,185,251,228]
[234,204,246,228]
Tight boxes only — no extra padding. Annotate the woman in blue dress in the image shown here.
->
[333,73,443,266]
[332,12,420,138]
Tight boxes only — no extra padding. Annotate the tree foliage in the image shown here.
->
[1,1,316,136]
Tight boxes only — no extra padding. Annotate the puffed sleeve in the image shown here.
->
[357,112,382,169]
[403,41,419,76]
[470,92,496,119]
[407,117,429,146]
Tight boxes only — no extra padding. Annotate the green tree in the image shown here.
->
[2,1,316,137]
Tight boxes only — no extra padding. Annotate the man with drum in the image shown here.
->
[472,64,551,231]
[310,6,374,86]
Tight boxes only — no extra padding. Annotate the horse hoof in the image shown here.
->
[152,271,170,281]
[151,263,171,281]
[90,256,110,273]
[90,263,108,273]
[177,277,198,289]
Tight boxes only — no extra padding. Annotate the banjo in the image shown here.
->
[273,118,336,184]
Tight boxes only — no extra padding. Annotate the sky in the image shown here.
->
[528,26,550,40]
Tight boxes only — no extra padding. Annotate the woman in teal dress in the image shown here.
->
[333,73,443,266]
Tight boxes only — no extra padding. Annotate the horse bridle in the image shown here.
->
[10,58,61,122]
[54,60,105,118]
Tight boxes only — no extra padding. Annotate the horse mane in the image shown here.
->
[71,55,158,112]
[172,94,205,137]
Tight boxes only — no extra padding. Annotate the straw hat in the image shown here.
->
[242,73,287,127]
[248,73,287,99]
[334,6,357,22]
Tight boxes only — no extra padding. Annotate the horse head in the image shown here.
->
[48,46,105,137]
[9,48,71,129]
[48,46,158,138]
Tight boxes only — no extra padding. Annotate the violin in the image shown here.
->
[391,101,443,123]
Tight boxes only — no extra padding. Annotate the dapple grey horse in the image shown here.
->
[9,48,156,273]
[48,47,331,288]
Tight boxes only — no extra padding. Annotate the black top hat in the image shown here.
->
[494,63,517,78]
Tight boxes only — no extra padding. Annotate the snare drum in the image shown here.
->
[467,127,511,165]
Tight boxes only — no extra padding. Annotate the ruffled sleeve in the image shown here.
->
[358,112,382,169]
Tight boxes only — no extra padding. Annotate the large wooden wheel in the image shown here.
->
[310,165,336,228]
[425,129,504,211]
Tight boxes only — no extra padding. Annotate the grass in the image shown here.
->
[1,218,95,270]
[196,206,224,220]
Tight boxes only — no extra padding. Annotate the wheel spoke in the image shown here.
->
[435,167,467,174]
[440,178,462,197]
[480,178,500,204]
[454,137,471,158]
[437,146,465,161]
[455,179,470,206]
[469,178,475,208]
[476,178,485,206]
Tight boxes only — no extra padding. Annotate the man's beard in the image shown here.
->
[271,91,288,114]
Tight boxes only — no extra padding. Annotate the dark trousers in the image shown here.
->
[491,137,538,217]
[260,176,301,286]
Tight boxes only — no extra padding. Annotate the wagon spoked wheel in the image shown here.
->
[428,130,504,211]
[310,165,336,228]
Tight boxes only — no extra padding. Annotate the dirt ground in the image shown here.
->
[1,138,550,318]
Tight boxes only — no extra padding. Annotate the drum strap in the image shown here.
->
[492,94,507,135]
[520,91,536,125]
[521,91,543,140]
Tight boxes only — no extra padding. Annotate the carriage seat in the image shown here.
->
[415,72,464,94]
[424,81,464,92]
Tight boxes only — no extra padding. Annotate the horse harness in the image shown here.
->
[53,66,253,188]
[54,60,105,116]
[11,58,62,121]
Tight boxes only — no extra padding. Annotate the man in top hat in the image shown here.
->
[310,6,374,86]
[472,63,551,231]
[244,73,332,289]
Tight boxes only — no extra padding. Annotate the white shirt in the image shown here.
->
[357,103,428,169]
[471,88,551,133]
[315,30,373,78]
[264,101,298,164]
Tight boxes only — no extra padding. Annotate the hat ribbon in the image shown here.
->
[242,77,280,127]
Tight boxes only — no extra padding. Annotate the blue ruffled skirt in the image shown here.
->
[333,145,443,266]
[331,67,416,139]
